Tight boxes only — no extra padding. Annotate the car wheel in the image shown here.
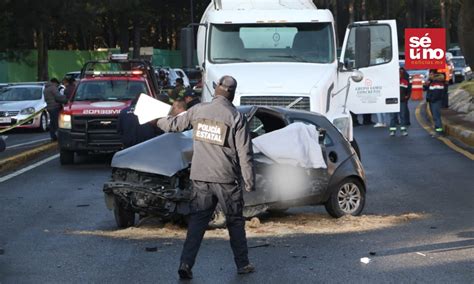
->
[37,112,48,132]
[59,150,74,165]
[113,196,135,228]
[350,139,361,161]
[325,178,365,218]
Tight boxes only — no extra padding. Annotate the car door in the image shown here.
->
[243,108,331,206]
[338,20,400,114]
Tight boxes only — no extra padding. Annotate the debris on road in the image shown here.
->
[69,212,425,240]
[416,252,427,257]
[248,217,261,228]
[145,247,158,252]
[248,243,270,249]
[360,257,371,264]
[76,204,90,208]
[369,251,376,256]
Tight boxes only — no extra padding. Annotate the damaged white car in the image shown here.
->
[103,106,366,228]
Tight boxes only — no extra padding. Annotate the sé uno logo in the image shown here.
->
[405,28,445,69]
[409,33,444,60]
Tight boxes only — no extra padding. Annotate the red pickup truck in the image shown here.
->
[58,56,161,165]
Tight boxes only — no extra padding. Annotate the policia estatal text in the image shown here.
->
[157,75,255,279]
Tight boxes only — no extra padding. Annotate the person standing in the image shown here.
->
[389,67,412,136]
[157,75,255,279]
[425,70,446,136]
[117,95,158,148]
[44,78,67,141]
[183,89,201,109]
[64,78,76,100]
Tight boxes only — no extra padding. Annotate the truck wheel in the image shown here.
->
[325,178,365,218]
[60,150,74,165]
[113,196,135,228]
[350,139,361,161]
[37,112,48,132]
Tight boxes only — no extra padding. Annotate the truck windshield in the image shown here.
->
[209,23,334,64]
[73,80,148,101]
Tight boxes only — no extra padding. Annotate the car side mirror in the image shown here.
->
[355,27,371,69]
[350,70,364,83]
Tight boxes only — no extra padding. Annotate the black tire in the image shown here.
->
[325,178,366,218]
[113,196,135,228]
[267,208,289,215]
[59,150,74,165]
[37,112,48,132]
[350,139,361,161]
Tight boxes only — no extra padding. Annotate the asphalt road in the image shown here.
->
[0,129,50,159]
[0,101,473,283]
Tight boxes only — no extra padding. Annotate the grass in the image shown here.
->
[457,80,474,97]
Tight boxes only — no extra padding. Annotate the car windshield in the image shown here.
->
[0,87,42,101]
[73,80,148,101]
[209,23,335,64]
[452,58,466,67]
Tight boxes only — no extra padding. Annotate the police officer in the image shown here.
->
[117,94,157,148]
[157,75,255,279]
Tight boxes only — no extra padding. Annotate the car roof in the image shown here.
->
[238,105,325,118]
[5,84,44,88]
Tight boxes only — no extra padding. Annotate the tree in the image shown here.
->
[459,0,474,66]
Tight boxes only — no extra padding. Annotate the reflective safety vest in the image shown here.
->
[400,77,411,102]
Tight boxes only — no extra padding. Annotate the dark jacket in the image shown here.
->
[117,106,157,148]
[44,83,67,111]
[424,74,445,103]
[400,77,411,102]
[157,95,255,192]
[186,97,201,109]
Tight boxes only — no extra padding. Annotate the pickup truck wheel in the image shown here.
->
[59,150,74,165]
[350,139,361,161]
[325,178,365,218]
[113,196,135,228]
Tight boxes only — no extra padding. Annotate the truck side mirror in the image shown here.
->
[180,27,194,69]
[355,27,371,69]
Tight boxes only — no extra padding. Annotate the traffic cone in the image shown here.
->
[411,74,424,101]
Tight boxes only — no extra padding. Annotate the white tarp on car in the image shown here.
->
[252,122,327,169]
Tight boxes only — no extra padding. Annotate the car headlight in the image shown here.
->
[333,117,350,139]
[59,114,72,129]
[20,107,36,115]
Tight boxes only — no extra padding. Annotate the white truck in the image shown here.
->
[181,0,400,148]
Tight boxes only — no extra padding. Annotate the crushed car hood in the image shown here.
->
[111,132,193,177]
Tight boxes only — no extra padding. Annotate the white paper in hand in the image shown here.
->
[134,93,171,124]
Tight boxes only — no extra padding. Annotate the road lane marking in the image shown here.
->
[415,103,474,160]
[6,138,51,150]
[0,154,59,183]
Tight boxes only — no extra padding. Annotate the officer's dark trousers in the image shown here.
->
[180,180,249,269]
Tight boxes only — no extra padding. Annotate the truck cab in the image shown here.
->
[58,55,160,165]
[182,0,400,142]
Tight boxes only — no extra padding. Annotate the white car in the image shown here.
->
[0,84,49,132]
[156,67,191,88]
